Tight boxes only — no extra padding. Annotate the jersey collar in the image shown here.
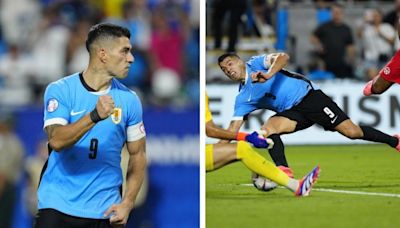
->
[90,86,111,95]
[244,70,249,85]
[239,68,250,92]
[79,72,112,95]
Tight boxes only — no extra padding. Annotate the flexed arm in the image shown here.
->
[251,53,290,82]
[46,95,114,151]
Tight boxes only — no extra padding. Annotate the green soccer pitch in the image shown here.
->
[206,144,400,228]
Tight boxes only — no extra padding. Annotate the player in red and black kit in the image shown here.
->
[364,19,400,95]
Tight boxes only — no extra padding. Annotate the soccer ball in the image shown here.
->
[252,173,278,192]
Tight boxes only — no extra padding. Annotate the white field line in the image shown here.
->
[240,184,400,198]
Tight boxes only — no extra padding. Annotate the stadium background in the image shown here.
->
[206,0,400,227]
[206,0,399,144]
[0,0,199,228]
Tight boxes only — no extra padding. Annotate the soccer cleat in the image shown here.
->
[295,165,320,197]
[278,165,294,178]
[394,134,400,152]
[363,80,373,96]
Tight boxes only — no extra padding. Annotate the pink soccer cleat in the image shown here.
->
[363,80,373,96]
[295,165,320,197]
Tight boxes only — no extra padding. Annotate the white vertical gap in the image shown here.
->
[199,0,206,227]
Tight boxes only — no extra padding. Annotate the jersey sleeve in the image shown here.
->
[126,92,146,142]
[232,97,256,120]
[247,54,268,71]
[43,81,70,129]
[264,54,274,68]
[205,93,213,123]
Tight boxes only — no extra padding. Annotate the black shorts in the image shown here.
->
[34,209,112,228]
[275,89,349,131]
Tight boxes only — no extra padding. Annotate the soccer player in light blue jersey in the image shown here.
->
[217,52,400,181]
[34,23,147,228]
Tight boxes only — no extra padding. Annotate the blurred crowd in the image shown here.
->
[207,0,400,82]
[0,0,199,108]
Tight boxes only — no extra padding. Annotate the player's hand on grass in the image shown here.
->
[104,202,132,227]
[96,95,115,119]
[245,131,274,149]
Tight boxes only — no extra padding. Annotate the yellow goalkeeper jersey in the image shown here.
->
[205,93,213,123]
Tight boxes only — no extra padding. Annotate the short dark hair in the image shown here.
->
[218,53,240,64]
[85,23,131,52]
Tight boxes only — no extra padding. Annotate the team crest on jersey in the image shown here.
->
[111,108,122,124]
[383,67,391,75]
[47,98,58,112]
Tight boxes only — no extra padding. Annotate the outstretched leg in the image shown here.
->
[206,142,296,190]
[235,141,296,188]
[205,142,319,196]
[335,119,399,150]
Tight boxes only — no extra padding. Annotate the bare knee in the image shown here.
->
[261,118,283,137]
[261,126,277,137]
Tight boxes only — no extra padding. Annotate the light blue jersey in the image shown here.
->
[39,73,146,219]
[233,54,318,118]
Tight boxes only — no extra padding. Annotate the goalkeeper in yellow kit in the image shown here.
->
[205,93,320,196]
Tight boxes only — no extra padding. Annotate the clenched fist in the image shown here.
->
[104,203,132,227]
[251,71,268,83]
[96,95,115,119]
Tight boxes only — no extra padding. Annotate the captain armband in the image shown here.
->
[127,121,146,141]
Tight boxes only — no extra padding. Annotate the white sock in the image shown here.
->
[287,179,299,192]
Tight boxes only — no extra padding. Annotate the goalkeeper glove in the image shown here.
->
[236,131,274,149]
